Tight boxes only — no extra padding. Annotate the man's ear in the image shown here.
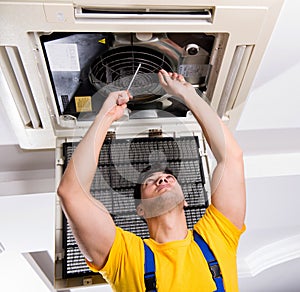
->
[136,203,145,217]
[183,200,188,208]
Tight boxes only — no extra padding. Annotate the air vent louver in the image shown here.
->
[0,46,41,129]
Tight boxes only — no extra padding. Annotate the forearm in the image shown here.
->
[158,69,241,163]
[182,90,242,163]
[58,90,131,198]
[72,112,113,193]
[58,110,114,198]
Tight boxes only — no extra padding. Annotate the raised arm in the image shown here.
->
[57,90,132,269]
[158,70,246,229]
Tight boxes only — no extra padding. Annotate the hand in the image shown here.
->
[101,90,132,121]
[158,69,195,99]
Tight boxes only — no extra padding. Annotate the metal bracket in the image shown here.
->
[106,131,116,139]
[148,129,162,137]
[56,158,64,166]
[83,277,93,286]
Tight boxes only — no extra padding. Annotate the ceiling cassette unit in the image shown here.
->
[0,0,283,150]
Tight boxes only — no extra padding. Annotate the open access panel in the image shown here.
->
[57,134,209,284]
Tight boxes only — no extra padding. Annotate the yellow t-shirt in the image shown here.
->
[87,204,245,291]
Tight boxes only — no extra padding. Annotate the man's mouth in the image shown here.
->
[157,184,171,193]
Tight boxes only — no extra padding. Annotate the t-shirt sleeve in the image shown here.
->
[194,204,246,251]
[86,227,144,291]
[194,204,246,292]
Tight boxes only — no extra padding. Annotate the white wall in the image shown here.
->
[1,0,300,291]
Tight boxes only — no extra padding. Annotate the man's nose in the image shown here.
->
[157,176,168,185]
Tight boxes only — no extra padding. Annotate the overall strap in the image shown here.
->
[143,242,157,292]
[193,230,225,292]
[143,232,225,292]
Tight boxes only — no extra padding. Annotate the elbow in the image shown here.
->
[228,141,244,161]
[57,182,65,199]
[231,148,244,171]
[234,146,244,161]
[57,174,86,201]
[57,178,69,200]
[57,179,76,207]
[223,144,244,173]
[57,183,68,209]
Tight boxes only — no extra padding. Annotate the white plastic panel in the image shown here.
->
[0,193,55,253]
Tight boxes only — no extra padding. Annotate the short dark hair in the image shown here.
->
[133,163,176,207]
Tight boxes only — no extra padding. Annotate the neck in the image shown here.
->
[146,204,188,243]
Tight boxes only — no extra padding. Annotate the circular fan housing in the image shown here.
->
[89,45,175,103]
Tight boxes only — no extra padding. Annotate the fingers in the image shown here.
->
[127,90,133,99]
[116,90,132,105]
[159,69,174,81]
[159,69,185,84]
[178,74,185,83]
[158,69,169,86]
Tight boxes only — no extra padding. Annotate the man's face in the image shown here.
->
[141,172,179,199]
[137,171,185,218]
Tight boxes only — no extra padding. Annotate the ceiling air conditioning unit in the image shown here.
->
[0,0,283,150]
[0,0,283,290]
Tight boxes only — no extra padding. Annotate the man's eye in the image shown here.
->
[145,179,154,185]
